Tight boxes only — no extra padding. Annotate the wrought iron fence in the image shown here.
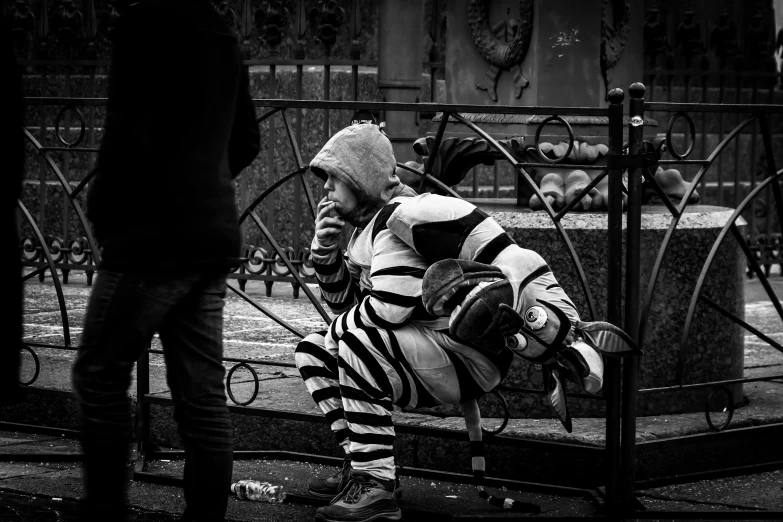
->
[8,88,783,518]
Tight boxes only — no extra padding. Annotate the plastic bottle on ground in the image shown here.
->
[230,480,286,503]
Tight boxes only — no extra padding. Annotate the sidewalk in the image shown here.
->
[1,428,782,521]
[5,273,783,519]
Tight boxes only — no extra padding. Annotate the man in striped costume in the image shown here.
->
[295,124,603,522]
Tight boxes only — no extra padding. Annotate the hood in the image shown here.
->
[310,124,401,228]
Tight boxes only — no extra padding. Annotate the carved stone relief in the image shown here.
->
[467,0,534,102]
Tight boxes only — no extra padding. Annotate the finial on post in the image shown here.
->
[608,88,624,105]
[629,82,645,99]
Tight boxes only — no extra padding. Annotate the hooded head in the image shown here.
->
[310,124,402,228]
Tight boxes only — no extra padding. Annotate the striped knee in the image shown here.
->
[337,329,398,481]
[295,332,347,443]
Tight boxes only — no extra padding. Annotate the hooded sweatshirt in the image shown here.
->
[309,124,406,228]
[308,124,434,330]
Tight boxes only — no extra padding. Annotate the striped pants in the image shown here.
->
[294,321,511,481]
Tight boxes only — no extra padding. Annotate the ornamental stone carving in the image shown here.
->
[468,0,533,102]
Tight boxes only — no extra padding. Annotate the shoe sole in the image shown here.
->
[306,487,403,502]
[314,508,402,522]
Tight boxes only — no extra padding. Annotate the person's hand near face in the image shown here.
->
[315,172,356,251]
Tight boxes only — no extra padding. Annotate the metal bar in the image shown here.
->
[655,159,711,165]
[678,175,783,382]
[449,113,598,320]
[620,83,645,508]
[699,292,783,355]
[627,510,783,520]
[323,64,330,142]
[635,460,783,490]
[0,453,82,462]
[140,394,600,453]
[0,421,80,438]
[758,114,783,251]
[62,67,71,247]
[247,210,332,324]
[146,348,296,368]
[36,67,47,238]
[640,166,681,218]
[604,87,625,515]
[639,373,783,394]
[495,384,605,401]
[698,74,707,199]
[17,200,70,346]
[638,116,757,351]
[553,169,609,222]
[717,75,726,207]
[239,168,307,224]
[226,282,307,338]
[21,265,49,282]
[731,222,783,328]
[733,76,742,209]
[751,79,760,252]
[645,102,783,113]
[352,63,358,102]
[21,96,613,116]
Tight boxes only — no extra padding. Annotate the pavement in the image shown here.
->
[2,273,783,520]
[0,427,782,521]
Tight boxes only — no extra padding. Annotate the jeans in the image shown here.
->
[72,269,233,522]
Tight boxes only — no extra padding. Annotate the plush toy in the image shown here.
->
[422,256,640,432]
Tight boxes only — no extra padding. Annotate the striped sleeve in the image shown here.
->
[359,223,431,329]
[311,239,359,314]
[387,194,516,265]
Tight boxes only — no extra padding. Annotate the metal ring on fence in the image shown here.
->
[299,249,316,278]
[21,237,38,262]
[705,385,734,432]
[244,247,268,275]
[48,237,64,264]
[19,345,40,386]
[226,362,259,406]
[271,249,293,277]
[54,105,86,148]
[67,238,88,264]
[665,111,696,160]
[480,389,509,436]
[534,116,575,165]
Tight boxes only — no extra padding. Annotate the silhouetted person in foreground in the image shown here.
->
[0,11,24,407]
[71,1,260,521]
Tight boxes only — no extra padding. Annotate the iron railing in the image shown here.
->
[8,88,783,519]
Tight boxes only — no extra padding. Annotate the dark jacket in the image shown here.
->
[0,10,24,404]
[87,0,260,273]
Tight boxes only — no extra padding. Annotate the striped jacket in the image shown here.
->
[310,192,516,332]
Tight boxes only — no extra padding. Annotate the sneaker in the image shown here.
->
[314,472,402,522]
[308,457,353,500]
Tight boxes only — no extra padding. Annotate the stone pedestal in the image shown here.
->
[415,206,746,419]
[443,0,645,139]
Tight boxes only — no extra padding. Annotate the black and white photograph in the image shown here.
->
[1,1,783,520]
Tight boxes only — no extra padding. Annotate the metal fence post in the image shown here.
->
[605,87,625,514]
[621,82,646,509]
